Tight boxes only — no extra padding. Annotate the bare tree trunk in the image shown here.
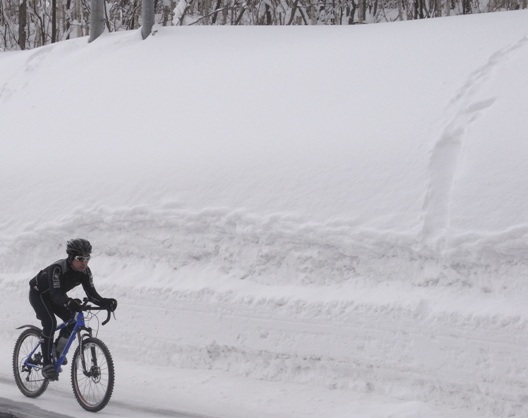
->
[211,0,221,23]
[18,0,27,49]
[75,0,83,36]
[234,4,246,24]
[62,0,72,40]
[264,3,272,24]
[51,0,57,42]
[397,0,404,20]
[372,0,379,20]
[32,0,46,47]
[434,0,442,16]
[141,0,154,38]
[89,0,105,42]
[358,0,366,22]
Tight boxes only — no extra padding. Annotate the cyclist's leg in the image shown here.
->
[29,289,56,366]
[55,305,75,338]
[53,307,75,363]
[29,290,59,380]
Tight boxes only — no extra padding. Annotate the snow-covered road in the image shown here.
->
[2,278,525,418]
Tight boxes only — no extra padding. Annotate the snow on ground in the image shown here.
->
[1,10,528,417]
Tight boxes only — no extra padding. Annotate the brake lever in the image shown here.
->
[101,309,116,326]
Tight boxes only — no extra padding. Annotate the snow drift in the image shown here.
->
[1,10,528,418]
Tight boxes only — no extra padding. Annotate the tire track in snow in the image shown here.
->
[421,35,528,253]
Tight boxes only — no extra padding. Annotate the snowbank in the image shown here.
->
[1,10,528,418]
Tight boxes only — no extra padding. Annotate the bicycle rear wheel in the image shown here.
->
[71,337,115,412]
[13,328,49,397]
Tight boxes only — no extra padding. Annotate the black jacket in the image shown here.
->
[29,259,105,307]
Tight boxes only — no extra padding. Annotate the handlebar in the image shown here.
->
[81,298,115,325]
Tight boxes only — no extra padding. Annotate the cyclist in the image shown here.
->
[28,238,117,380]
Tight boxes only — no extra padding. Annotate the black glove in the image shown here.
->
[102,298,118,312]
[66,298,82,312]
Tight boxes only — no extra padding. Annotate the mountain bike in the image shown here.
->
[12,298,115,412]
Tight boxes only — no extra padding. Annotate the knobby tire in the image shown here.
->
[71,337,115,412]
[12,328,49,398]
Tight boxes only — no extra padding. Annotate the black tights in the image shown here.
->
[29,288,74,365]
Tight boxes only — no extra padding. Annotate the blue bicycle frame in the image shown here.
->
[54,311,87,370]
[18,304,110,374]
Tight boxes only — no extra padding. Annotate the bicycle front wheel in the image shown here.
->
[12,328,49,398]
[71,337,115,412]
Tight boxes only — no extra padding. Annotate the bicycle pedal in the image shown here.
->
[42,368,59,381]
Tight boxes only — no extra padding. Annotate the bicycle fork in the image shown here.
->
[77,326,101,378]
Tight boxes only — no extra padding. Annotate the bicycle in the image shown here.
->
[12,298,115,412]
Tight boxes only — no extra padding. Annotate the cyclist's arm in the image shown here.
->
[81,268,106,306]
[48,265,69,307]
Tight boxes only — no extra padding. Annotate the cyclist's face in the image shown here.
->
[71,256,90,272]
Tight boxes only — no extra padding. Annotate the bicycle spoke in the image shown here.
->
[71,338,114,412]
[13,328,49,397]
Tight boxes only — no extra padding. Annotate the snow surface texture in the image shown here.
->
[1,10,528,418]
